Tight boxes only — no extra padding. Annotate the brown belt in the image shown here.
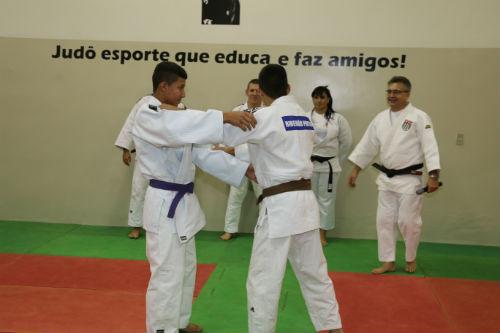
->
[256,179,311,205]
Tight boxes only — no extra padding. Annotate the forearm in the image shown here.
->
[193,147,248,187]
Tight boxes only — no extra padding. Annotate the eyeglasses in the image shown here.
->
[385,89,409,95]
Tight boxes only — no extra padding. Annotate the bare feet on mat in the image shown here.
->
[405,260,417,273]
[127,227,141,239]
[371,261,396,274]
[219,232,233,241]
[320,229,328,246]
[179,323,203,333]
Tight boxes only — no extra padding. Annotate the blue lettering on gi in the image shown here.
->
[282,115,314,131]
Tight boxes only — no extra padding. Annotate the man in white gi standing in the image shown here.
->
[131,61,257,333]
[223,64,343,333]
[348,76,441,274]
[220,79,263,241]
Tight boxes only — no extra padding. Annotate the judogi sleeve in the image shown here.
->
[417,113,440,171]
[132,106,223,147]
[222,111,271,147]
[337,114,353,162]
[115,107,138,151]
[348,118,380,169]
[192,145,249,187]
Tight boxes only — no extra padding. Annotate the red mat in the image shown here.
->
[0,253,215,294]
[329,272,500,333]
[428,277,500,333]
[330,272,453,333]
[0,254,216,333]
[1,254,500,333]
[0,285,146,333]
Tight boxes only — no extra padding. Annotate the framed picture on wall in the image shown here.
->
[202,0,240,25]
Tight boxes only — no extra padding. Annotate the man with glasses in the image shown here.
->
[347,76,441,274]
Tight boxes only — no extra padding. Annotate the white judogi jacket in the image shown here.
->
[223,95,319,238]
[115,95,157,151]
[349,103,440,194]
[311,111,352,173]
[132,103,249,242]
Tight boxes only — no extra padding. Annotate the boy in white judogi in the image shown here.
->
[348,76,441,274]
[115,95,176,239]
[131,61,256,333]
[223,65,343,333]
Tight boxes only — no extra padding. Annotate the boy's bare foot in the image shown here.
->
[405,260,417,273]
[179,323,203,333]
[371,261,396,274]
[320,229,328,246]
[220,232,233,241]
[127,227,141,239]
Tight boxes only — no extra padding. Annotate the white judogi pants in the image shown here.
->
[128,164,148,228]
[146,229,196,333]
[247,218,342,333]
[377,190,423,262]
[224,178,262,233]
[311,171,339,231]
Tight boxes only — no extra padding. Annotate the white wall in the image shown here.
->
[1,0,499,48]
[0,0,499,246]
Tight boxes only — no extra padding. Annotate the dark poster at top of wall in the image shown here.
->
[202,0,240,25]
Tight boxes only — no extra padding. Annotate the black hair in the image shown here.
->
[387,76,412,91]
[258,64,288,99]
[152,61,188,92]
[311,85,335,122]
[247,78,259,88]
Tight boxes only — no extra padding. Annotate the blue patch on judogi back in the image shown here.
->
[282,115,314,131]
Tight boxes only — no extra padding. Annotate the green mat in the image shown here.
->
[1,220,499,332]
[1,220,498,280]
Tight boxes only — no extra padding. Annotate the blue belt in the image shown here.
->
[149,179,194,218]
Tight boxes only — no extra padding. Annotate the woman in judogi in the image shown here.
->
[310,86,352,246]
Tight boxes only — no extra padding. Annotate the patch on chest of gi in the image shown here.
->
[282,115,314,131]
[425,124,432,129]
[402,119,413,131]
[180,236,187,241]
[149,104,158,112]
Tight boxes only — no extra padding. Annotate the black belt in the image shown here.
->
[149,179,194,218]
[372,163,423,178]
[257,179,311,205]
[311,155,336,192]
